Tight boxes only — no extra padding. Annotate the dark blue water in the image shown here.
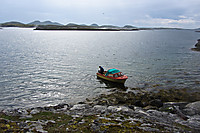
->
[0,28,199,109]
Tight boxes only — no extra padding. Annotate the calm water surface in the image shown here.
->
[0,28,199,109]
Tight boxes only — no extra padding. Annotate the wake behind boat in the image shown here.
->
[97,68,128,84]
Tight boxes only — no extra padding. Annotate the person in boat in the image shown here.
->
[98,66,104,74]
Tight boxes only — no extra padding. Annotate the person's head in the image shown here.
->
[99,66,101,68]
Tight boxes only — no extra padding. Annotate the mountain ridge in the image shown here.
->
[0,20,138,29]
[0,20,193,30]
[28,20,63,26]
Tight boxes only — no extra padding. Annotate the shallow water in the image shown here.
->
[0,28,199,109]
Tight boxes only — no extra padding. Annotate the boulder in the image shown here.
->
[184,101,200,116]
[195,39,200,48]
[70,104,87,111]
[30,109,40,115]
[93,105,107,113]
[149,99,163,108]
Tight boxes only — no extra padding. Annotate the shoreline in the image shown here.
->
[34,26,139,31]
[34,28,125,31]
[1,88,200,132]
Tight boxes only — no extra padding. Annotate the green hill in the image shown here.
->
[28,20,63,26]
[0,21,34,28]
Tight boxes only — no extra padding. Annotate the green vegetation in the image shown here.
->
[1,20,190,31]
[0,21,34,28]
[34,24,139,31]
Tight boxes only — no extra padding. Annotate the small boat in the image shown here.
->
[97,68,128,84]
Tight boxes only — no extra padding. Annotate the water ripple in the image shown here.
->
[0,29,200,109]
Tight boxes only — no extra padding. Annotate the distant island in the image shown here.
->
[28,20,63,26]
[0,20,196,31]
[0,21,34,28]
[0,21,139,31]
[34,23,140,31]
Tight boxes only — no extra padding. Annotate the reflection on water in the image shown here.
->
[0,28,200,109]
[97,77,127,91]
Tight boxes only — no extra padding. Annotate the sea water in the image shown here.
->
[0,28,199,109]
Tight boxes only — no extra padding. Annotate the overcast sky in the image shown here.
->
[1,0,200,28]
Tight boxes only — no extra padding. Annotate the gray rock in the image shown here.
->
[70,104,87,111]
[28,120,48,133]
[20,115,33,119]
[149,99,163,108]
[192,39,200,51]
[18,109,29,115]
[160,102,188,113]
[184,101,200,115]
[53,103,69,110]
[93,105,107,113]
[35,125,48,133]
[138,126,160,132]
[107,106,119,113]
[30,109,40,115]
[195,41,200,48]
[186,101,200,110]
[146,109,177,123]
[46,120,56,125]
[71,115,80,118]
[176,115,200,131]
[3,109,27,116]
[107,106,131,113]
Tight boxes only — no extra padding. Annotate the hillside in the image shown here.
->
[34,23,139,31]
[28,20,63,26]
[0,21,34,28]
[0,20,63,28]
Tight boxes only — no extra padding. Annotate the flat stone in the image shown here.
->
[93,105,107,113]
[70,104,87,111]
[107,106,130,113]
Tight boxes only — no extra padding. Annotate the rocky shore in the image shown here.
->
[1,88,200,132]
